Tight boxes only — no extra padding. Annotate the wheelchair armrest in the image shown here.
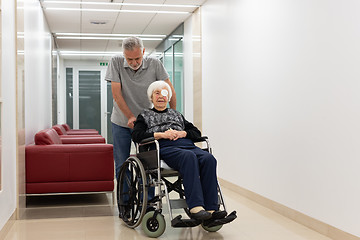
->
[140,137,156,144]
[139,136,208,144]
[137,137,158,151]
[192,136,208,143]
[139,137,155,145]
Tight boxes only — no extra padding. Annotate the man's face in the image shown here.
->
[123,47,145,71]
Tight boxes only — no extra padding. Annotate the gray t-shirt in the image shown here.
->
[105,55,169,128]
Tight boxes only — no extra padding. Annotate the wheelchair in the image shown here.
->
[116,136,237,238]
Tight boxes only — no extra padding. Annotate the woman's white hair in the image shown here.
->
[147,81,172,103]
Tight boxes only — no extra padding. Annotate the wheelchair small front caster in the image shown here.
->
[141,211,166,238]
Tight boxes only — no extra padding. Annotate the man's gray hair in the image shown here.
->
[147,81,172,103]
[122,36,144,51]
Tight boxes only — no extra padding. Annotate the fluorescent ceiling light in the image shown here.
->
[45,7,190,14]
[55,33,166,38]
[150,52,164,56]
[57,36,163,41]
[42,1,199,8]
[168,38,183,41]
[59,51,119,56]
[59,51,152,57]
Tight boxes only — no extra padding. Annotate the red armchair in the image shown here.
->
[26,128,114,194]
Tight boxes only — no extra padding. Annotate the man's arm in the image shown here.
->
[164,78,177,110]
[111,82,136,128]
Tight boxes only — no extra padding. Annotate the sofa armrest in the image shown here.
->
[26,144,114,183]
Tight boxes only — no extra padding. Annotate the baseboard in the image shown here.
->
[0,211,16,240]
[219,178,360,240]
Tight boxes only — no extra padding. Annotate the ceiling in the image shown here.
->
[38,0,207,60]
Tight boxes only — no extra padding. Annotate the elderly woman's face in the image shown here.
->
[152,87,169,110]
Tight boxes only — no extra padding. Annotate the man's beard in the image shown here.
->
[129,63,142,71]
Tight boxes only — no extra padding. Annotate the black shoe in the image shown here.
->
[202,210,227,226]
[203,211,237,227]
[190,210,212,220]
[212,210,227,220]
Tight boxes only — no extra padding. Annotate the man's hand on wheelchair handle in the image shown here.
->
[127,116,136,129]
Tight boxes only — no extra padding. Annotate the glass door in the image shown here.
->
[163,40,184,114]
[66,67,109,141]
[78,70,101,131]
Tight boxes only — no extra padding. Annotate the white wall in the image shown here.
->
[24,0,52,145]
[183,18,193,122]
[201,0,360,237]
[0,0,53,231]
[0,0,17,230]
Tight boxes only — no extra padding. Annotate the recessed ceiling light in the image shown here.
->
[90,20,108,25]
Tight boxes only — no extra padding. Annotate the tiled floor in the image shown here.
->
[4,186,332,240]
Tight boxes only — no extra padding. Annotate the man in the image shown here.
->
[105,36,176,179]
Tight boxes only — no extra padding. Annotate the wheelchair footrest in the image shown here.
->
[203,211,237,228]
[171,215,202,228]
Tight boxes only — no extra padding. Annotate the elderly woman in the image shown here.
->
[132,81,226,221]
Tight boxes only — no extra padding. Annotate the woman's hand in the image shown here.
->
[154,130,187,141]
[170,130,187,140]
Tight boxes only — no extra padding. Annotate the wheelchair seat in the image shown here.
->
[160,160,171,169]
[160,160,180,177]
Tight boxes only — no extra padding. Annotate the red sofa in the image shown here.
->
[26,128,114,194]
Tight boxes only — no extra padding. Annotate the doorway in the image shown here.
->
[66,67,112,143]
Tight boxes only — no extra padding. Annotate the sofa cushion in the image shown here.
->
[35,128,62,145]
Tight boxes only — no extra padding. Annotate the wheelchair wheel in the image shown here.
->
[201,223,223,232]
[117,156,148,229]
[141,211,166,238]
